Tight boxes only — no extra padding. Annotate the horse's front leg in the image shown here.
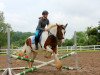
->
[53,47,62,70]
[44,46,53,58]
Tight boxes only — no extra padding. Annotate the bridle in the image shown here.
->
[48,28,64,41]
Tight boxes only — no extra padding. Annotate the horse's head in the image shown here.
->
[56,23,68,43]
[48,23,68,43]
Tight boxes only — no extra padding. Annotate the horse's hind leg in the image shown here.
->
[28,51,37,68]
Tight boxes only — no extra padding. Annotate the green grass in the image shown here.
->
[58,49,100,53]
[0,49,100,56]
[0,54,6,56]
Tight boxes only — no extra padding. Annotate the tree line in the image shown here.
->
[0,11,33,48]
[62,27,100,46]
[0,11,100,48]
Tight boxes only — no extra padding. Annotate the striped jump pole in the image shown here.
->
[15,52,76,75]
[0,67,28,71]
[11,55,34,62]
[59,52,76,60]
[0,60,47,71]
[62,66,78,70]
[34,60,78,70]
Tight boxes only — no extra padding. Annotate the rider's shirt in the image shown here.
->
[36,17,49,31]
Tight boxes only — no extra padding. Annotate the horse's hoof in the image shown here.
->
[56,66,62,70]
[55,60,62,70]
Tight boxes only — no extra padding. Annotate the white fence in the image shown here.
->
[0,49,22,54]
[58,45,100,51]
[0,45,100,54]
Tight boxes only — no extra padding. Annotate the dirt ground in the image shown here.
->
[0,51,100,75]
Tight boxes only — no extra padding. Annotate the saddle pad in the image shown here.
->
[31,35,35,44]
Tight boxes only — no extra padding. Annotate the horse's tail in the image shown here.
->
[22,38,33,56]
[26,38,33,49]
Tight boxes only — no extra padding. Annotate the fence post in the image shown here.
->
[71,46,72,51]
[94,45,95,50]
[67,46,68,52]
[7,27,11,67]
[79,46,82,51]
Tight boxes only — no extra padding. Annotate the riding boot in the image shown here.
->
[35,37,39,50]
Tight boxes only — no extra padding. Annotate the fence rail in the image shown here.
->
[0,45,100,54]
[58,45,100,51]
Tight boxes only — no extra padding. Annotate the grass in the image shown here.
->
[58,49,100,53]
[0,54,6,56]
[0,49,100,56]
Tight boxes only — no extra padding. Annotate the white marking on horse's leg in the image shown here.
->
[56,45,59,55]
[46,46,53,53]
[54,53,59,61]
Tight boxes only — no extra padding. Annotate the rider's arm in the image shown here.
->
[47,19,49,25]
[37,19,44,31]
[45,19,49,31]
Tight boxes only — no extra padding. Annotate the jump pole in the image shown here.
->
[34,59,78,70]
[11,55,34,62]
[15,52,76,75]
[11,51,76,63]
[0,67,28,71]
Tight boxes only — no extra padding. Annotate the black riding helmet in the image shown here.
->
[42,10,49,15]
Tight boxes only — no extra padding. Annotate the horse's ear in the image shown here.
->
[56,23,59,26]
[64,23,68,28]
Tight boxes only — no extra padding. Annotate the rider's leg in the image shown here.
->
[35,30,43,50]
[38,30,43,42]
[35,30,39,50]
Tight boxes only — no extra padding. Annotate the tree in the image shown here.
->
[0,11,11,48]
[86,26,98,45]
[62,39,74,46]
[86,27,98,36]
[0,11,4,22]
[97,21,100,44]
[11,31,34,48]
[76,31,88,46]
[87,35,97,45]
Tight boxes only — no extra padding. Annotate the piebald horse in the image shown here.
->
[21,23,67,70]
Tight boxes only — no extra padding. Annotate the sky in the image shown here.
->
[0,0,100,38]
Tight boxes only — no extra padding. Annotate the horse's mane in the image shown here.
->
[47,24,57,30]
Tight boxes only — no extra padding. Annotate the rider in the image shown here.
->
[35,10,49,50]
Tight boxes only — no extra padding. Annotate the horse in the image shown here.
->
[21,23,68,70]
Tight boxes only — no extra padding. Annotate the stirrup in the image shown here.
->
[35,46,38,50]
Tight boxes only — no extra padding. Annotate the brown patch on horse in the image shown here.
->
[56,25,64,40]
[26,38,32,49]
[44,35,57,53]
